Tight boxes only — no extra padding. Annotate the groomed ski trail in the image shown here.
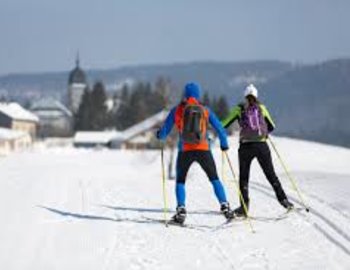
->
[0,137,349,269]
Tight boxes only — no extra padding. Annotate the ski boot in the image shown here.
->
[233,204,249,218]
[280,199,294,211]
[220,202,234,221]
[171,206,187,225]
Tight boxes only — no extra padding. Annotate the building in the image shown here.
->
[0,102,39,139]
[73,110,169,149]
[0,127,32,156]
[110,110,169,149]
[30,98,73,137]
[68,54,87,114]
[74,131,121,148]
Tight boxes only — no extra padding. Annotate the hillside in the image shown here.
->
[0,59,349,147]
[260,59,350,147]
[0,61,291,102]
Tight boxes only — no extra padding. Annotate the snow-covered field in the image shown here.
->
[0,136,349,269]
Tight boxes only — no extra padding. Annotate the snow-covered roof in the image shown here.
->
[34,111,67,118]
[128,134,153,144]
[74,131,123,144]
[0,127,29,141]
[74,110,168,146]
[121,110,168,141]
[0,103,39,123]
[31,98,72,117]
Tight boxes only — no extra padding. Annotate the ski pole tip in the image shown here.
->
[305,208,310,212]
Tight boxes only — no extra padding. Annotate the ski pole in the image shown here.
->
[268,137,310,212]
[221,151,242,235]
[224,151,255,233]
[160,146,169,226]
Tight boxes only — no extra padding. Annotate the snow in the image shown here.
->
[0,127,28,140]
[0,102,39,122]
[74,110,167,147]
[31,98,72,117]
[74,131,122,145]
[0,136,349,269]
[108,78,136,92]
[34,110,67,118]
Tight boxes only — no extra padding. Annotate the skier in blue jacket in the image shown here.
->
[157,82,234,224]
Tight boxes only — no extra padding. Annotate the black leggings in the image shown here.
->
[176,151,219,184]
[238,142,287,205]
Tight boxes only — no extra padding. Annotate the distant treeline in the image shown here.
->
[74,78,229,131]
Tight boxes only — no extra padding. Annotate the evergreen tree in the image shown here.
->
[210,95,229,120]
[0,95,7,102]
[127,83,142,126]
[215,95,229,120]
[120,84,130,104]
[141,82,153,115]
[113,79,171,131]
[90,81,108,130]
[75,87,91,130]
[154,77,170,109]
[211,96,218,115]
[202,91,210,107]
[115,85,131,130]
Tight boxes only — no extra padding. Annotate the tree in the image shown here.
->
[154,77,170,109]
[114,84,131,130]
[202,91,211,107]
[75,87,91,130]
[215,95,229,120]
[211,96,218,115]
[0,95,7,102]
[113,79,171,131]
[90,81,108,130]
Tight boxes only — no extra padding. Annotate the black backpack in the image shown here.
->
[181,103,207,144]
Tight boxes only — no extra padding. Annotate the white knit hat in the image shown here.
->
[244,84,258,98]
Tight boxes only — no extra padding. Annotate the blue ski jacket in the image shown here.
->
[158,102,229,152]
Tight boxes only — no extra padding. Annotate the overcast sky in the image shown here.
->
[0,0,349,75]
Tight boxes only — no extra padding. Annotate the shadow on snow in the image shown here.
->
[100,205,220,216]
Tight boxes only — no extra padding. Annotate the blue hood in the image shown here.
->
[184,82,201,99]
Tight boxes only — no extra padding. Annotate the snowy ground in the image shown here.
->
[0,136,349,269]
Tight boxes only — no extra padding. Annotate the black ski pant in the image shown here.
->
[238,142,287,207]
[176,150,219,183]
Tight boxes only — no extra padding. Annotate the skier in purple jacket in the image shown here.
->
[222,84,294,217]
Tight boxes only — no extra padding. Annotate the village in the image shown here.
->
[0,58,171,156]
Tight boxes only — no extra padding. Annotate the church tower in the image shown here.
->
[68,53,87,114]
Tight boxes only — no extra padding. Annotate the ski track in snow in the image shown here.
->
[250,182,350,256]
[0,137,349,269]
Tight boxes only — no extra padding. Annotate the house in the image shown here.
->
[74,131,122,148]
[73,110,169,149]
[110,110,169,149]
[30,98,73,137]
[0,102,39,139]
[0,127,32,156]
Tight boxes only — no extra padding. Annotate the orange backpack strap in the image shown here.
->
[175,102,185,132]
[201,108,209,137]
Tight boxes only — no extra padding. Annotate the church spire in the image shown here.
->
[76,51,80,68]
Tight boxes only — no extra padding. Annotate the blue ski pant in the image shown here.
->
[175,150,227,207]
